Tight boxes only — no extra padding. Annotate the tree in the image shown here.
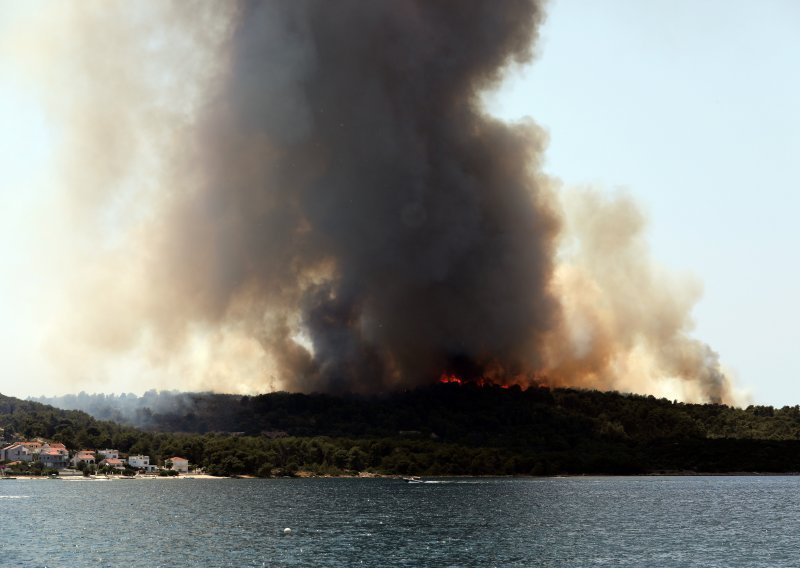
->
[346,447,367,471]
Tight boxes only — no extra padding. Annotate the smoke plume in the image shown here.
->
[544,189,733,403]
[10,1,738,403]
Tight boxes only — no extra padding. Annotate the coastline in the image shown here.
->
[9,469,800,482]
[6,473,226,481]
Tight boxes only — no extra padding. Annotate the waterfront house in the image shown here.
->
[0,442,35,462]
[128,454,156,472]
[71,450,96,468]
[39,449,69,470]
[41,442,68,457]
[168,457,189,473]
[97,449,119,459]
[1,443,33,462]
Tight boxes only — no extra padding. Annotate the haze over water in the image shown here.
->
[1,476,796,567]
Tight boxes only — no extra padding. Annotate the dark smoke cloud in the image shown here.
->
[158,0,557,392]
[16,1,739,403]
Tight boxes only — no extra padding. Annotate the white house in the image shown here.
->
[97,449,119,460]
[1,444,33,462]
[128,455,156,472]
[168,456,189,473]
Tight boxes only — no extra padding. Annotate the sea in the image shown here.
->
[0,475,797,567]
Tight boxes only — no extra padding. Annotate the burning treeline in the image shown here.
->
[13,1,737,403]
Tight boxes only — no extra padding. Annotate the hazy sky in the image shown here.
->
[0,1,798,404]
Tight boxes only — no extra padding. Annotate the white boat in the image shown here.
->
[403,476,424,483]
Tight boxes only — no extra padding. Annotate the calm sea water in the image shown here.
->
[0,476,798,567]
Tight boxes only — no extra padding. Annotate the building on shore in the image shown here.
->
[71,450,96,468]
[128,455,157,472]
[39,449,69,470]
[0,443,34,462]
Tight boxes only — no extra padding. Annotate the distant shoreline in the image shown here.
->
[5,473,224,481]
[9,471,800,481]
[258,471,800,479]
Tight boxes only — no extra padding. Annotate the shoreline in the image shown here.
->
[4,473,225,481]
[243,470,800,479]
[7,470,800,481]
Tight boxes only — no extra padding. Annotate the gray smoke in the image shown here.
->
[14,0,738,403]
[161,0,557,392]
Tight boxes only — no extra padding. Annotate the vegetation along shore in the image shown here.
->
[6,383,800,478]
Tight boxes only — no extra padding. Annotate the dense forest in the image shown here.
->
[13,384,800,476]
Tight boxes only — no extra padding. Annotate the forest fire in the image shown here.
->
[439,374,464,385]
[438,373,513,389]
[23,1,737,405]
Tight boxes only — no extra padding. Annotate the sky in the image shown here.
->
[0,1,798,405]
[0,4,59,397]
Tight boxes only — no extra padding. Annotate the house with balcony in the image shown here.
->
[128,454,156,472]
[39,449,69,470]
[71,450,96,468]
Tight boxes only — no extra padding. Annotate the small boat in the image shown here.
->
[403,476,424,483]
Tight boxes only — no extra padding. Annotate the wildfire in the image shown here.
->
[438,373,514,389]
[438,373,464,385]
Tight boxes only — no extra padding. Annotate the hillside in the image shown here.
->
[22,384,800,476]
[34,384,800,442]
[0,394,143,452]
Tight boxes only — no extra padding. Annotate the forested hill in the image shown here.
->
[0,394,143,451]
[34,384,800,443]
[11,386,800,476]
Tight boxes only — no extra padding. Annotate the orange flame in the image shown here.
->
[439,373,464,385]
[438,373,517,389]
